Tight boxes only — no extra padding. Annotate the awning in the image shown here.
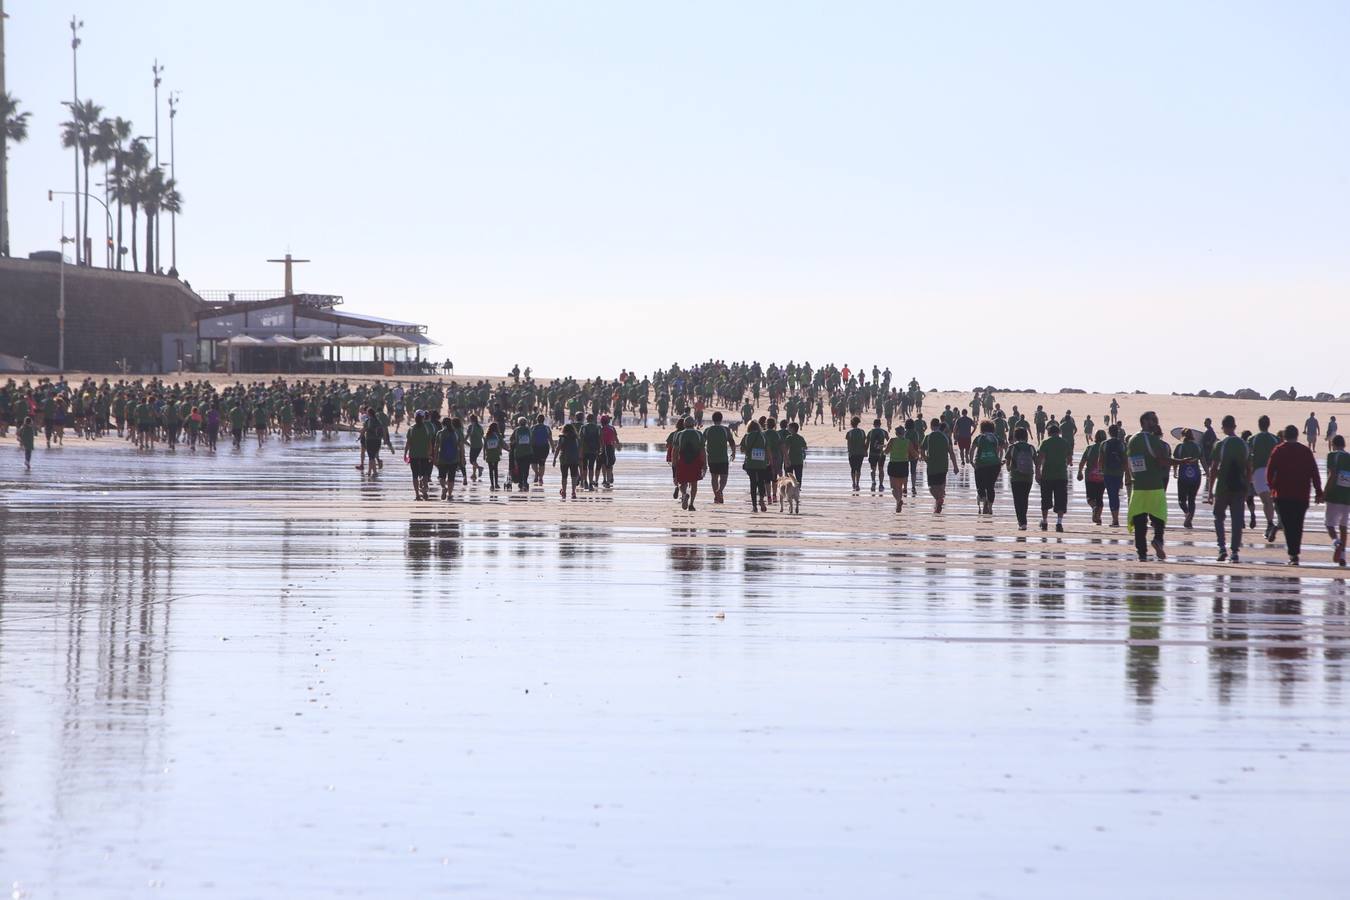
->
[369,333,417,348]
[220,334,265,347]
[265,335,299,346]
[334,335,372,347]
[295,335,333,346]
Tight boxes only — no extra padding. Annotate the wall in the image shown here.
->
[0,258,204,372]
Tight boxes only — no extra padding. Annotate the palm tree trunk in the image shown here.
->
[145,212,154,273]
[115,164,124,270]
[82,154,92,265]
[130,204,139,271]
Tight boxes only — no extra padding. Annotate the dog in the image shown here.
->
[776,472,800,514]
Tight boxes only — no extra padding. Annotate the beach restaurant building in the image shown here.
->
[178,295,437,375]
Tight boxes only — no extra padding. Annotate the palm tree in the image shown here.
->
[2,92,32,258]
[59,98,103,264]
[118,137,151,272]
[140,166,182,274]
[95,117,133,268]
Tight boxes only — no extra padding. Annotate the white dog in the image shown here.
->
[777,472,800,514]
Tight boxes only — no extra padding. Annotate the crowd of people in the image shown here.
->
[4,363,1346,568]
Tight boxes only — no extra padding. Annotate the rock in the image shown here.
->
[1060,387,1086,394]
[1234,388,1264,401]
[1197,389,1211,397]
[1339,393,1350,403]
[1315,392,1335,402]
[1297,395,1315,402]
[1212,390,1231,399]
[1270,389,1290,401]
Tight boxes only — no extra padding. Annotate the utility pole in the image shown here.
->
[58,202,69,373]
[70,16,83,265]
[152,58,163,272]
[169,90,178,273]
[1,0,9,258]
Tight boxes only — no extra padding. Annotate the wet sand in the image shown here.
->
[2,432,1348,896]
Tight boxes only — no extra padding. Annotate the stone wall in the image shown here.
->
[0,259,204,372]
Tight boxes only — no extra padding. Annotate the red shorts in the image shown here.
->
[674,455,705,484]
[958,437,972,450]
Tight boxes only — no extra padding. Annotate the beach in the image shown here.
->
[2,381,1348,896]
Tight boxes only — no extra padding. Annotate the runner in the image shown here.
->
[784,422,808,491]
[1305,411,1321,452]
[1036,423,1070,532]
[553,422,582,499]
[16,415,35,469]
[1076,430,1107,525]
[1172,428,1203,528]
[530,414,553,486]
[435,416,460,500]
[510,416,534,492]
[403,410,434,500]
[672,418,707,510]
[1266,425,1324,565]
[1325,434,1349,567]
[1100,424,1127,527]
[920,419,958,513]
[483,422,503,491]
[866,418,889,493]
[740,421,771,512]
[954,409,975,467]
[971,420,1001,514]
[1005,426,1036,530]
[599,414,620,488]
[1125,411,1173,561]
[845,417,867,493]
[1248,415,1280,539]
[361,408,383,477]
[885,424,917,513]
[580,413,603,490]
[1208,415,1250,563]
[704,411,736,504]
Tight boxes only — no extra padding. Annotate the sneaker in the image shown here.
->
[1265,524,1279,542]
[1152,539,1167,561]
[1040,520,1048,531]
[1288,556,1299,566]
[1217,550,1227,562]
[1230,552,1240,564]
[1018,523,1027,531]
[673,486,680,499]
[1055,523,1064,533]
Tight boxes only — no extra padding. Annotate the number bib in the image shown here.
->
[485,438,499,449]
[1338,470,1350,489]
[751,448,766,461]
[1129,455,1148,474]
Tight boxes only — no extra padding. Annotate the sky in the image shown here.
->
[5,1,1349,393]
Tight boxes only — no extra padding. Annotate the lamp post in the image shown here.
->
[49,188,111,267]
[152,59,163,270]
[57,202,71,373]
[69,16,83,266]
[168,90,178,274]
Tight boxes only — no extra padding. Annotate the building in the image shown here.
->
[183,293,437,375]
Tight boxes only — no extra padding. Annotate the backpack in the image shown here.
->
[1012,443,1035,476]
[1102,438,1125,471]
[975,435,998,466]
[679,430,701,465]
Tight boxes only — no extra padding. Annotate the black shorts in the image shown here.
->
[410,458,433,478]
[887,461,907,478]
[868,453,884,467]
[604,446,617,467]
[928,471,948,488]
[849,454,864,472]
[532,447,549,465]
[139,423,153,434]
[436,462,455,480]
[708,460,729,476]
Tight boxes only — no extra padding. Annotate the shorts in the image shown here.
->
[470,446,481,464]
[886,461,907,479]
[139,423,153,433]
[674,456,704,483]
[1328,503,1350,530]
[868,453,884,467]
[604,446,616,467]
[410,458,433,478]
[1252,466,1269,495]
[1086,480,1105,505]
[928,471,948,489]
[957,437,972,450]
[708,460,729,476]
[436,462,455,480]
[532,446,549,465]
[849,454,864,473]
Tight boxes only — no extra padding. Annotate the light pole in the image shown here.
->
[70,16,83,266]
[1,0,9,258]
[169,90,178,274]
[152,59,163,272]
[57,202,71,373]
[49,188,111,263]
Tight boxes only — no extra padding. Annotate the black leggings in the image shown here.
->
[1276,499,1310,557]
[1132,514,1165,558]
[514,457,531,490]
[747,468,770,505]
[487,459,501,489]
[974,465,999,504]
[1011,480,1032,526]
[560,461,581,489]
[1177,479,1200,518]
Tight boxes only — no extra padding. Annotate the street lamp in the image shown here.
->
[49,189,112,268]
[56,201,72,373]
[69,16,83,266]
[152,59,163,271]
[168,90,179,274]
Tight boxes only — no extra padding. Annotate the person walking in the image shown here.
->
[971,420,1002,514]
[1325,434,1349,567]
[1266,425,1324,565]
[1005,426,1036,531]
[1173,429,1203,528]
[1126,411,1173,561]
[1207,415,1251,563]
[1077,430,1107,525]
[1305,412,1321,452]
[1036,423,1070,532]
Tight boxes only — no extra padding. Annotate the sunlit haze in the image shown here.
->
[6,1,1348,391]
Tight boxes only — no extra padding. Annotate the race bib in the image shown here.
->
[751,448,766,461]
[485,438,499,449]
[1180,462,1200,481]
[1337,471,1350,488]
[1129,455,1148,474]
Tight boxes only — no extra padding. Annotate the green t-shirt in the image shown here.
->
[406,424,432,459]
[784,433,807,466]
[923,432,952,474]
[675,428,704,460]
[1212,435,1250,496]
[741,432,769,470]
[703,424,732,464]
[1174,440,1202,482]
[1326,450,1350,505]
[18,424,35,449]
[1037,435,1070,481]
[1127,432,1169,491]
[888,435,912,463]
[483,431,503,462]
[512,426,534,457]
[866,427,889,456]
[468,422,484,450]
[763,428,781,464]
[1250,431,1279,468]
[845,427,867,456]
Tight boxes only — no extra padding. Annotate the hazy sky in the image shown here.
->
[6,1,1349,392]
